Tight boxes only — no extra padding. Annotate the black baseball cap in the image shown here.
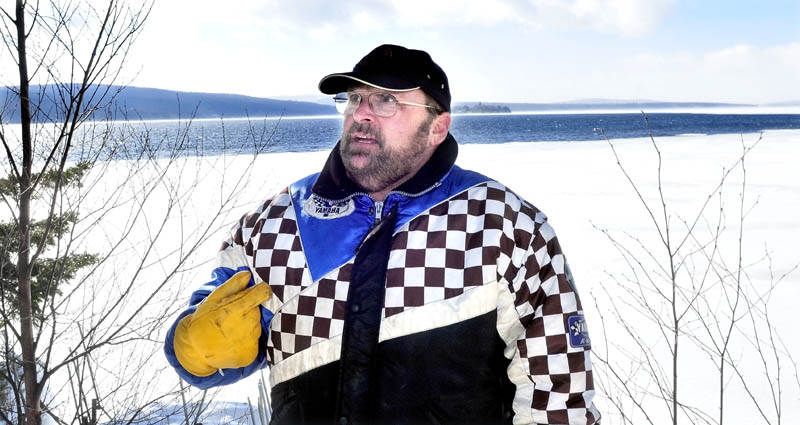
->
[318,44,451,112]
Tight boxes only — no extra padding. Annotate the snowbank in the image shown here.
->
[59,129,799,424]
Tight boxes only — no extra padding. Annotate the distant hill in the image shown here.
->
[2,85,791,123]
[456,100,755,112]
[0,85,337,123]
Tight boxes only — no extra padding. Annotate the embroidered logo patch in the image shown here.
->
[567,314,591,348]
[303,195,355,220]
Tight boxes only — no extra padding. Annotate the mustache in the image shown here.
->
[344,122,380,144]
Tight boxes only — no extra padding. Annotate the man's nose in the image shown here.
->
[351,96,375,122]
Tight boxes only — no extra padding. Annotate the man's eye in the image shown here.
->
[376,93,396,104]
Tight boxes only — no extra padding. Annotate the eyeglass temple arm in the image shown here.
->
[396,100,436,109]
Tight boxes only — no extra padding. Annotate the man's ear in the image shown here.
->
[429,112,451,147]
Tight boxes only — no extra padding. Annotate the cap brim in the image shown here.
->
[318,73,420,95]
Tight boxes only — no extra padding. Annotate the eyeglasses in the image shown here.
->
[333,92,438,117]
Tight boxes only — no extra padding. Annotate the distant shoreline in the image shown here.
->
[3,109,797,133]
[502,106,800,115]
[3,85,798,123]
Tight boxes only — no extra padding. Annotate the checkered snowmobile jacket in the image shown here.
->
[165,134,600,425]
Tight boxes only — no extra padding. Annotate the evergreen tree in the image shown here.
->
[0,162,98,326]
[0,161,98,419]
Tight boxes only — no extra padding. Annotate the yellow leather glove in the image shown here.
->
[173,271,272,376]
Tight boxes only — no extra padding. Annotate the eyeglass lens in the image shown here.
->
[334,92,398,117]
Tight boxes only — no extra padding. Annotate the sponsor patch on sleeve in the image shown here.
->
[567,314,591,348]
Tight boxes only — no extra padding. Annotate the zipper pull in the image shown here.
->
[355,204,397,254]
[374,201,384,225]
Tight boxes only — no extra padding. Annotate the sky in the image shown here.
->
[61,0,800,105]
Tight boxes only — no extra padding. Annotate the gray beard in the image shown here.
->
[340,117,433,194]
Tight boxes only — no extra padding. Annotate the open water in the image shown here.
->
[101,112,800,158]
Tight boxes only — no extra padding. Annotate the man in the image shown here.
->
[165,44,601,425]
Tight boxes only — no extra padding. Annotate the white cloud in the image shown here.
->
[389,0,522,27]
[567,0,676,35]
[610,43,800,103]
[112,0,798,104]
[307,23,339,41]
[229,0,676,39]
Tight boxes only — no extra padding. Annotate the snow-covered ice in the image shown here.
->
[35,128,799,424]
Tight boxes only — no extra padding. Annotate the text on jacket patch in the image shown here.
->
[303,195,356,220]
[568,314,591,348]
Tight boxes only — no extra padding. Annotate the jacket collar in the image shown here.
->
[312,132,459,200]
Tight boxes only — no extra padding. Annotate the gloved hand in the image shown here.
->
[173,271,272,376]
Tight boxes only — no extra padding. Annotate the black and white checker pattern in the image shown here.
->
[267,263,352,364]
[384,182,538,318]
[234,192,355,365]
[383,180,595,421]
[236,191,313,301]
[226,180,597,422]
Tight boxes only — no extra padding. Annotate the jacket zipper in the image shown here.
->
[312,181,442,207]
[373,201,384,225]
[356,204,393,253]
[371,181,441,225]
[388,181,442,198]
[324,181,444,254]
